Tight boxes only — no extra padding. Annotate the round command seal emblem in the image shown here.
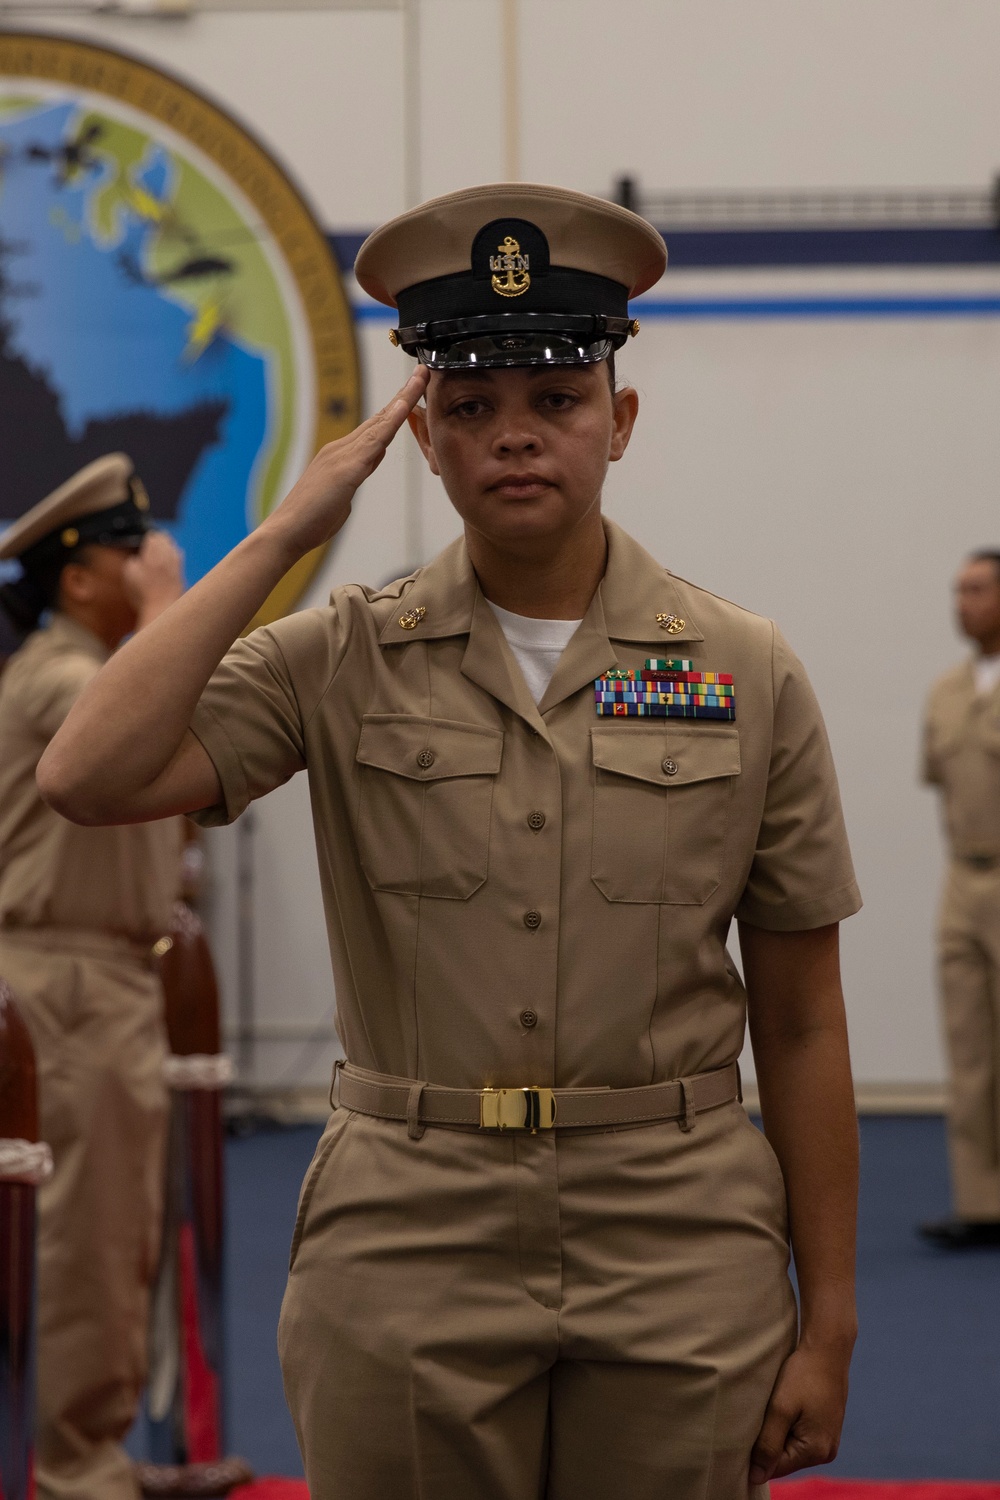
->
[0,32,361,625]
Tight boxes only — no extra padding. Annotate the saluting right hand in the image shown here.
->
[123,529,185,627]
[264,367,431,558]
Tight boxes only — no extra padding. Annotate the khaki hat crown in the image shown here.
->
[355,182,666,306]
[0,454,135,562]
[354,183,666,371]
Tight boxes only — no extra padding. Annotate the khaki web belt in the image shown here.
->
[333,1060,741,1136]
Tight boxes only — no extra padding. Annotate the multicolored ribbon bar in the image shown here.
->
[595,663,737,721]
[600,680,734,697]
[595,692,732,707]
[596,701,736,720]
[639,670,733,685]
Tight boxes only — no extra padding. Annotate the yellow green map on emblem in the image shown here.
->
[0,33,360,623]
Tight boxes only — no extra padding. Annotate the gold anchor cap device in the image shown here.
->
[354,182,666,370]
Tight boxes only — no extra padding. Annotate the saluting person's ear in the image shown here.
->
[58,560,94,606]
[609,385,640,464]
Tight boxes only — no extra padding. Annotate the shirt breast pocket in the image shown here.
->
[355,715,503,899]
[590,725,741,904]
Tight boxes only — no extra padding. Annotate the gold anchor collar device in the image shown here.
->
[656,612,687,635]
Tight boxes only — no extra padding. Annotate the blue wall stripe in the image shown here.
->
[634,296,1000,319]
[353,296,1000,323]
[329,226,1000,275]
[353,302,396,320]
[657,226,1000,268]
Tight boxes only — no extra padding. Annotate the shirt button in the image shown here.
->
[661,757,678,777]
[416,748,435,769]
[523,909,542,930]
[520,1009,538,1028]
[527,810,546,831]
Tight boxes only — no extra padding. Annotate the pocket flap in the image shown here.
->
[357,715,504,781]
[591,724,740,787]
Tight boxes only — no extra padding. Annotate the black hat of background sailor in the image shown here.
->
[354,182,667,370]
[0,454,151,635]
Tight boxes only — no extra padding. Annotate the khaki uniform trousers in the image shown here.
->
[938,861,1000,1220]
[278,1096,796,1500]
[0,928,168,1500]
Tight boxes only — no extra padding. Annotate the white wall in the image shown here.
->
[23,1,1000,1092]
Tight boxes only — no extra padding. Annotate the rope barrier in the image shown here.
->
[0,1136,53,1184]
[162,1053,235,1091]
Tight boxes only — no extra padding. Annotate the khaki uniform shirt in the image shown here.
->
[0,614,182,942]
[923,663,1000,858]
[190,520,860,1090]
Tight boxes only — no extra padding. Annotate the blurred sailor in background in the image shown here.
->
[0,455,184,1500]
[38,189,861,1500]
[921,551,1000,1249]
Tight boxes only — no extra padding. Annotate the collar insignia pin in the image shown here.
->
[490,236,531,298]
[656,612,686,635]
[399,605,426,630]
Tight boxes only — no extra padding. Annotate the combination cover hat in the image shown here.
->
[354,183,667,370]
[0,453,151,568]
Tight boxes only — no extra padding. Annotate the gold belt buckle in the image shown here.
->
[480,1086,557,1132]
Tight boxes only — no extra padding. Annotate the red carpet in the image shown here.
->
[775,1485,1000,1500]
[232,1482,1000,1500]
[231,1483,308,1499]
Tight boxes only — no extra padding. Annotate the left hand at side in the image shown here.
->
[748,1338,852,1486]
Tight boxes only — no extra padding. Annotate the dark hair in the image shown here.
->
[0,555,71,637]
[969,551,1000,583]
[606,350,617,393]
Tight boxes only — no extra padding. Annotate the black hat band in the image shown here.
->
[18,486,152,575]
[396,265,628,331]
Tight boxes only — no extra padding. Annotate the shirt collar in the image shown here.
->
[598,519,705,646]
[46,611,110,664]
[376,518,704,650]
[377,536,478,644]
[375,518,704,726]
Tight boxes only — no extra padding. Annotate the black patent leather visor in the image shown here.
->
[394,312,635,369]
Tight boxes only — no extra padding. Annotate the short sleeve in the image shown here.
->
[187,602,350,827]
[735,625,861,932]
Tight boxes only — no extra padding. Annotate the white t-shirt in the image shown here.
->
[974,653,1000,697]
[487,600,583,705]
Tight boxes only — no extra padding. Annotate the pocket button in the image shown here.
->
[520,1009,538,1028]
[661,757,678,777]
[523,909,542,930]
[527,810,546,830]
[416,748,435,769]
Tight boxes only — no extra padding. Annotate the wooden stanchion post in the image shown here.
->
[0,978,51,1500]
[138,901,252,1499]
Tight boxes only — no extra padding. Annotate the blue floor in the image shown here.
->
[842,1116,1000,1479]
[162,1115,1000,1481]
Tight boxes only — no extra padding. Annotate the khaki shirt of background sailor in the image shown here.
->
[924,662,1000,855]
[189,520,861,1090]
[0,612,182,940]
